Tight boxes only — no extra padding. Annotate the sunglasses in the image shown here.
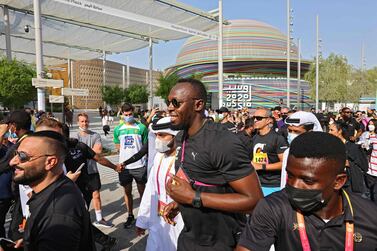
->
[15,151,53,163]
[253,116,269,121]
[166,98,201,108]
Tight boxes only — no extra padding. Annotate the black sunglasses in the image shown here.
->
[15,150,53,163]
[166,98,201,108]
[253,116,269,121]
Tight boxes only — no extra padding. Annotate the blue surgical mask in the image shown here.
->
[124,116,135,124]
[287,132,298,145]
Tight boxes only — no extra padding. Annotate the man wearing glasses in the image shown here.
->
[8,131,95,250]
[163,78,263,251]
[337,107,362,142]
[251,107,288,196]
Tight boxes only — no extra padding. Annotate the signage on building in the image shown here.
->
[49,95,64,103]
[223,84,252,109]
[62,88,89,96]
[32,78,64,88]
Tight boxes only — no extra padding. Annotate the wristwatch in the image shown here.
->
[192,190,202,208]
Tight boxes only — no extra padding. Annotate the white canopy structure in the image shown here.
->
[0,0,219,65]
[0,0,221,110]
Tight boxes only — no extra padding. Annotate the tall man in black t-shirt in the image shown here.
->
[163,78,263,251]
[251,107,288,196]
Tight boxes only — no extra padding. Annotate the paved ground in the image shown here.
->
[68,110,148,250]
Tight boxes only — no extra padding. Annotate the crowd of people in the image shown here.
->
[0,78,377,251]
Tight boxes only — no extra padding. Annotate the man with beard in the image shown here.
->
[9,131,95,250]
[35,117,119,251]
[236,132,377,250]
[163,78,263,251]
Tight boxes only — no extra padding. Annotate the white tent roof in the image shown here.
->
[0,0,218,65]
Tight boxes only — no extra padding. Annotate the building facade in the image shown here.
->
[49,59,160,109]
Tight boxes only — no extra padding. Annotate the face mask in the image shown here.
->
[124,116,135,124]
[287,132,298,145]
[218,114,224,120]
[79,127,88,132]
[368,125,375,132]
[155,138,172,153]
[285,184,327,213]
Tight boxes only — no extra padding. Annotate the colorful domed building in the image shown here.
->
[166,19,313,109]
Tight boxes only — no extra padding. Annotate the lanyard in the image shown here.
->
[180,140,186,165]
[296,190,354,251]
[156,154,176,201]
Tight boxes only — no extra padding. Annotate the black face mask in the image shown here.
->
[285,184,327,213]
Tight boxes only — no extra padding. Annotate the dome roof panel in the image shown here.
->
[176,19,298,66]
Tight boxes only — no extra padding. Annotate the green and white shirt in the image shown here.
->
[114,122,148,169]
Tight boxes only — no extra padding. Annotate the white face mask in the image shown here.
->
[218,114,224,120]
[79,127,88,132]
[155,138,172,153]
[368,124,375,132]
[287,132,299,145]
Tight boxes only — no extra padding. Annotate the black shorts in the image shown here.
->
[86,173,101,192]
[119,166,147,186]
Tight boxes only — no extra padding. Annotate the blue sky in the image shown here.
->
[108,0,377,71]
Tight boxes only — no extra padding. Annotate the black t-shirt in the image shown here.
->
[65,138,96,173]
[24,175,95,251]
[237,130,254,159]
[175,120,254,250]
[64,138,96,192]
[338,117,361,139]
[238,189,377,251]
[221,121,237,133]
[251,130,288,187]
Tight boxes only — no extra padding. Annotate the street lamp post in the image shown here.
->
[218,0,224,108]
[315,15,319,112]
[34,0,45,111]
[297,38,301,110]
[286,0,293,108]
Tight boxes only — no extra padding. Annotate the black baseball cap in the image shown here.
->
[216,107,229,113]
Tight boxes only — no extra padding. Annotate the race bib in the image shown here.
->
[123,136,135,149]
[253,152,268,164]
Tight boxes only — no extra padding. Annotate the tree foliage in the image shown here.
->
[304,53,377,104]
[124,84,149,104]
[0,57,36,108]
[304,53,354,103]
[155,73,179,101]
[101,85,124,106]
